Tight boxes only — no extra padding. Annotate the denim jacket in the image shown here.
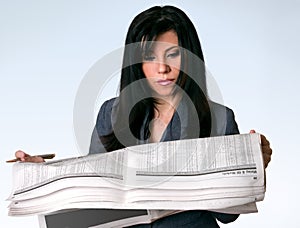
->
[89,97,240,227]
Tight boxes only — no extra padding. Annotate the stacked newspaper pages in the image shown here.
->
[8,133,265,227]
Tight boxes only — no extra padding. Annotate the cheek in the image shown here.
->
[142,63,155,78]
[170,58,181,71]
[170,66,180,78]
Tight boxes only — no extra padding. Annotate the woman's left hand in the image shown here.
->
[250,130,272,168]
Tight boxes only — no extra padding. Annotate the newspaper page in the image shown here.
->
[8,133,265,217]
[128,133,264,189]
[9,150,127,201]
[123,133,264,212]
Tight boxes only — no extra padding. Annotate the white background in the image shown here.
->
[1,0,299,227]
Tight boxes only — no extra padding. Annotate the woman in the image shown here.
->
[15,5,272,227]
[90,5,235,153]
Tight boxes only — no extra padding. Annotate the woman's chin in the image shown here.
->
[152,91,176,100]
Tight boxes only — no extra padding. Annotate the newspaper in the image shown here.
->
[7,133,265,226]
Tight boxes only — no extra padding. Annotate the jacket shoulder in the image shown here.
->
[95,97,117,136]
[209,101,239,136]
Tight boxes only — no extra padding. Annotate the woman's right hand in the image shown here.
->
[15,150,45,163]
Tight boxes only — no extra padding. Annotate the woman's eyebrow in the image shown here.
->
[164,45,180,52]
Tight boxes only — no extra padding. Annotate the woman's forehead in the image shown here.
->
[155,30,178,44]
[149,31,179,52]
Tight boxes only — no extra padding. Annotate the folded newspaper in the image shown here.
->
[8,133,265,227]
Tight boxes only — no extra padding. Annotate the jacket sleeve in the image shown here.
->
[225,107,240,135]
[88,98,115,154]
[211,212,239,224]
[88,127,106,154]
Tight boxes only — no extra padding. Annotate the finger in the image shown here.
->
[262,145,272,156]
[249,129,256,133]
[23,156,45,163]
[263,153,271,168]
[260,134,270,146]
[15,150,30,161]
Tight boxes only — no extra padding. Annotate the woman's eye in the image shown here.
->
[166,50,180,58]
[143,55,156,61]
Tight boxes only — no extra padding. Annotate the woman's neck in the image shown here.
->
[154,102,175,124]
[149,94,181,143]
[154,94,181,124]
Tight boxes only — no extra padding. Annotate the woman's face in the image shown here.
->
[142,30,181,98]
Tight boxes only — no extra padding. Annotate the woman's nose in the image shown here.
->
[158,61,170,74]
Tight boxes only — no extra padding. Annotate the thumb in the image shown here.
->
[15,150,30,162]
[250,129,256,133]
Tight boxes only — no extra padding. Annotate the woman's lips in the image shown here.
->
[156,79,175,86]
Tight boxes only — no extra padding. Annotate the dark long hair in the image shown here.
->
[100,5,211,151]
